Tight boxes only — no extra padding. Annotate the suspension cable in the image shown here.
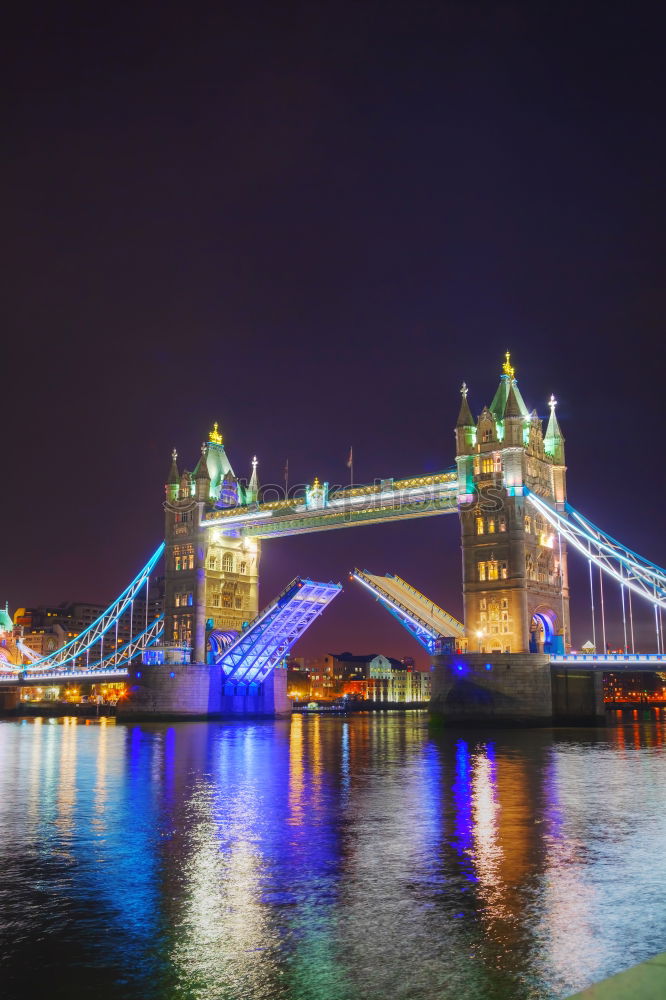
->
[620,565,628,653]
[599,564,607,653]
[654,599,661,654]
[628,586,635,653]
[144,575,149,652]
[558,530,567,649]
[588,558,597,651]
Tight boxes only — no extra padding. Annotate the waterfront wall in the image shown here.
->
[550,667,605,721]
[0,687,20,712]
[430,653,553,725]
[430,653,606,724]
[118,663,291,719]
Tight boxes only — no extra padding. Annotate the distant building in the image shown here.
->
[13,577,164,658]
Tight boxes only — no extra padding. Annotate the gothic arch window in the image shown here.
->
[222,552,234,572]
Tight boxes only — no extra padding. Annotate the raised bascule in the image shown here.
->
[3,353,666,723]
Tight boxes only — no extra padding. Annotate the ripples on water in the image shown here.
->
[1,713,666,1000]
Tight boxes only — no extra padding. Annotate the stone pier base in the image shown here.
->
[118,663,291,720]
[0,687,20,713]
[430,653,606,726]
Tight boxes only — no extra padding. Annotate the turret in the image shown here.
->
[503,382,524,447]
[166,448,179,503]
[455,382,476,455]
[246,456,259,503]
[194,443,211,501]
[544,394,567,503]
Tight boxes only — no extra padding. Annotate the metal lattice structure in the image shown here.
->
[23,542,164,673]
[352,569,465,653]
[216,577,342,686]
[0,543,166,684]
[525,490,666,609]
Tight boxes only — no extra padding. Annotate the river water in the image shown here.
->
[1,712,666,1000]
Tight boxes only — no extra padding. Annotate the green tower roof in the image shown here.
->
[0,603,13,633]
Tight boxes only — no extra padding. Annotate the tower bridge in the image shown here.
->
[3,352,666,723]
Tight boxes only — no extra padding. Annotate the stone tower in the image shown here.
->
[163,424,261,663]
[455,354,570,654]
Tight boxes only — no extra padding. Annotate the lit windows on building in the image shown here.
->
[173,544,194,571]
[478,560,508,581]
[222,553,234,572]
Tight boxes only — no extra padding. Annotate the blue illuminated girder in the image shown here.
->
[20,543,165,672]
[525,490,666,609]
[352,569,465,653]
[14,617,164,684]
[218,577,342,685]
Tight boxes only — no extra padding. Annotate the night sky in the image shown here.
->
[4,2,666,664]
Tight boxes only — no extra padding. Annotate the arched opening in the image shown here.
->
[529,610,555,653]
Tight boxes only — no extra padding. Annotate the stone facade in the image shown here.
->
[163,428,260,664]
[119,662,290,718]
[455,355,570,654]
[431,653,554,725]
[430,653,605,725]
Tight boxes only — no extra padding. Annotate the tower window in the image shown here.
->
[488,518,496,534]
[487,561,499,581]
[239,561,247,574]
[481,457,494,475]
[476,517,484,535]
[478,562,487,581]
[222,553,234,572]
[208,556,217,570]
[499,516,506,532]
[500,561,508,579]
[525,516,531,533]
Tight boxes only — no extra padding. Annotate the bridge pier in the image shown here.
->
[0,687,20,713]
[118,663,290,720]
[430,653,605,726]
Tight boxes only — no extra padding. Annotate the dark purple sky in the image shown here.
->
[4,2,666,663]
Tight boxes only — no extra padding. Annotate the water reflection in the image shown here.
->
[2,715,666,1000]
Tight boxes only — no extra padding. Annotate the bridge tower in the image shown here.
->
[455,354,570,654]
[163,424,260,663]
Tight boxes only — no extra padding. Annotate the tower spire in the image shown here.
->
[247,455,259,501]
[168,448,179,484]
[544,393,565,464]
[502,350,515,380]
[456,381,474,427]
